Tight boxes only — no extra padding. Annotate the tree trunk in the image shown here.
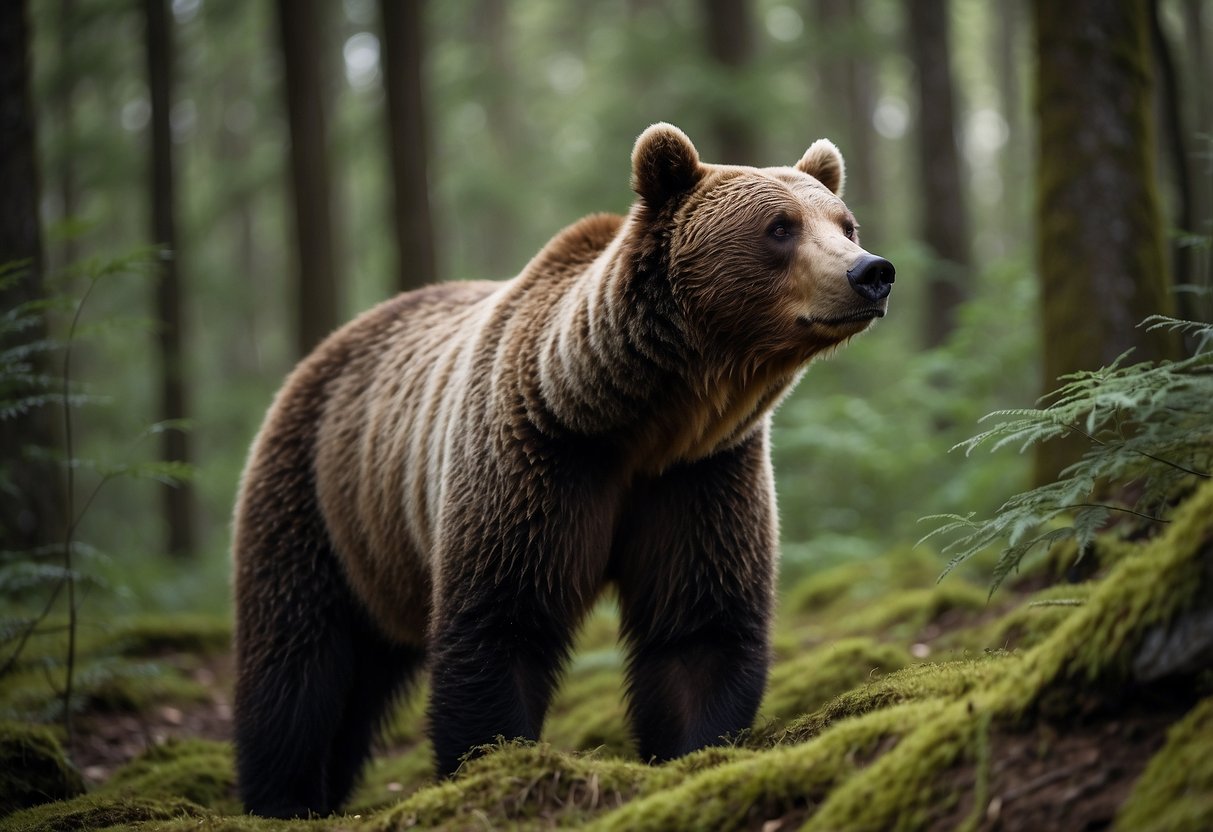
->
[702,0,757,164]
[906,0,971,349]
[816,0,878,215]
[1032,0,1178,486]
[0,0,64,552]
[1182,0,1212,323]
[380,0,437,292]
[276,0,340,359]
[1149,0,1196,324]
[145,0,194,558]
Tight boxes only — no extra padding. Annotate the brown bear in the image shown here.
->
[232,123,894,817]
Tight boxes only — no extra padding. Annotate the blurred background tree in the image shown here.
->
[1,0,1208,610]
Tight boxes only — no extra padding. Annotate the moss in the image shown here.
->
[759,638,908,731]
[995,476,1213,713]
[804,703,978,831]
[545,659,631,756]
[0,794,209,832]
[830,583,988,640]
[349,742,436,814]
[779,657,1010,744]
[97,738,237,814]
[942,582,1093,653]
[782,548,944,618]
[587,702,935,831]
[370,743,667,830]
[0,721,84,816]
[100,614,232,658]
[1116,696,1213,831]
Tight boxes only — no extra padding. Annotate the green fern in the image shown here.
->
[923,315,1213,596]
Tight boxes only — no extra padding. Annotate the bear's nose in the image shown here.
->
[846,254,896,302]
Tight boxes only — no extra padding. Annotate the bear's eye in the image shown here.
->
[843,220,856,241]
[768,222,792,240]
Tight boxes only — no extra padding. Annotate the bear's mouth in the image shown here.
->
[797,307,886,327]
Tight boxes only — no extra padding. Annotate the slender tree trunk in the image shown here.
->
[1149,0,1196,323]
[472,0,520,278]
[276,0,340,358]
[1032,0,1178,486]
[144,0,194,558]
[817,0,877,214]
[57,0,78,269]
[996,0,1024,249]
[0,0,63,552]
[1182,0,1212,321]
[702,0,757,164]
[906,0,971,349]
[380,0,437,292]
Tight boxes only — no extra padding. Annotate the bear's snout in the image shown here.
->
[846,254,896,302]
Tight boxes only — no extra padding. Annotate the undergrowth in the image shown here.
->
[922,315,1213,594]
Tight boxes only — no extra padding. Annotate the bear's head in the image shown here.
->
[628,123,894,378]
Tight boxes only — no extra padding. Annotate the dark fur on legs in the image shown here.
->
[612,431,777,760]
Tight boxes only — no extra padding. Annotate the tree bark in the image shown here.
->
[702,0,757,164]
[380,0,437,292]
[0,0,64,552]
[1032,0,1178,486]
[817,0,878,215]
[145,0,194,558]
[906,0,971,349]
[1149,0,1195,322]
[276,0,340,358]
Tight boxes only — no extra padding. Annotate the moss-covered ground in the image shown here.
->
[3,480,1212,831]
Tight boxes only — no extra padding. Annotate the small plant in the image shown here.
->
[921,315,1213,595]
[0,250,193,744]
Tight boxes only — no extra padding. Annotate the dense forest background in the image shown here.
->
[4,1,1213,829]
[7,0,1209,608]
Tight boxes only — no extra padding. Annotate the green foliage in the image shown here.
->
[923,315,1213,595]
[774,256,1037,579]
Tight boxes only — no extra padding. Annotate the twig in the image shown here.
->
[1059,503,1171,524]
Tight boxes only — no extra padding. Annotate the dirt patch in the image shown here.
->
[931,704,1183,831]
[68,653,234,784]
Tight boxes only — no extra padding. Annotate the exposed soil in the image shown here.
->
[931,703,1185,832]
[68,653,235,785]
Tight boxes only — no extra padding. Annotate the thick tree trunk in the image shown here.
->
[380,0,437,292]
[276,0,340,358]
[0,0,63,552]
[144,0,195,558]
[1032,0,1178,486]
[906,0,971,349]
[702,0,757,164]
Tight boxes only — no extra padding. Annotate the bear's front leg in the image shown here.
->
[427,592,577,776]
[425,467,613,776]
[614,429,778,761]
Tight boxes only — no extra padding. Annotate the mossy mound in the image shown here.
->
[830,582,989,640]
[1116,695,1213,831]
[760,637,908,731]
[0,794,209,832]
[371,742,671,830]
[97,738,237,814]
[778,656,1009,744]
[0,721,84,816]
[588,702,932,831]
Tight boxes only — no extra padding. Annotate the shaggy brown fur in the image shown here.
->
[232,123,894,817]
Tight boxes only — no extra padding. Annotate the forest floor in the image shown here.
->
[3,479,1213,831]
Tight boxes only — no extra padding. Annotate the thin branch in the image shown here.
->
[1060,503,1171,524]
[1064,422,1211,479]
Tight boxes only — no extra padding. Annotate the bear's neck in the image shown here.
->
[531,225,801,472]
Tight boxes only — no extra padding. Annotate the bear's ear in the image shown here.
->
[796,139,846,196]
[631,123,703,206]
